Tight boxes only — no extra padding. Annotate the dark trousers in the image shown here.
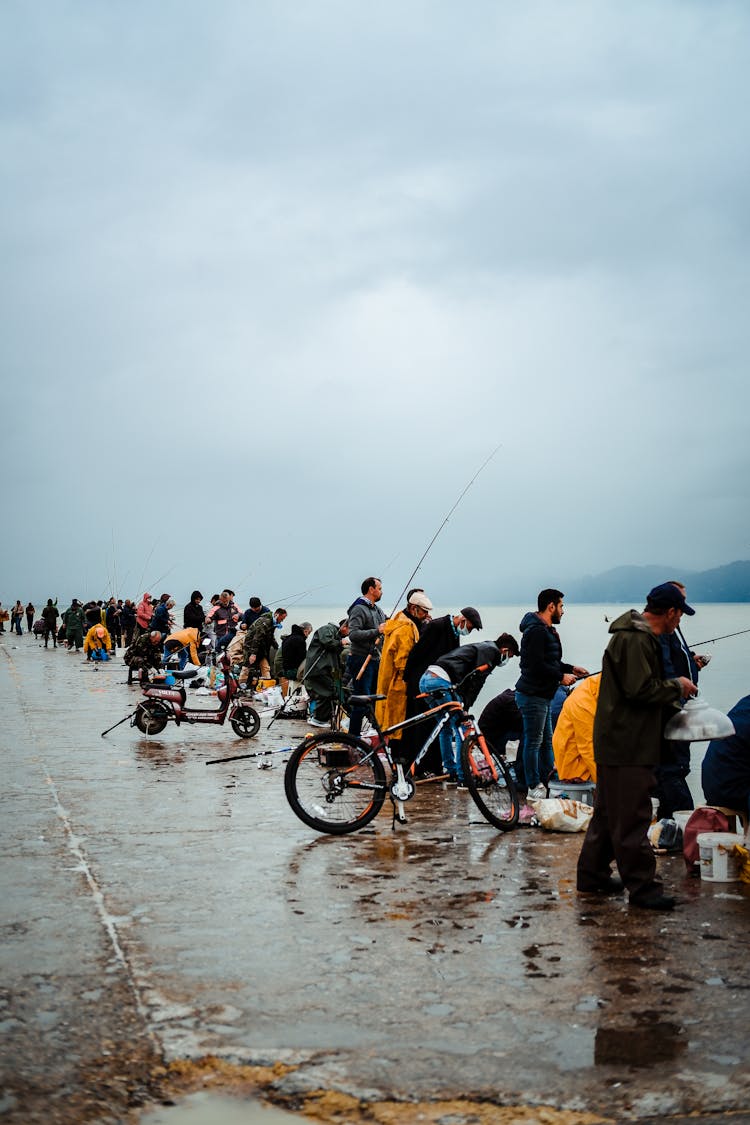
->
[577,764,661,900]
[44,628,57,648]
[345,652,378,738]
[654,741,693,819]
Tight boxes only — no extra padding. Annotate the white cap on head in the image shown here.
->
[408,592,433,611]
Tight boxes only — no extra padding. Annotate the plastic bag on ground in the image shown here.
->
[529,797,594,833]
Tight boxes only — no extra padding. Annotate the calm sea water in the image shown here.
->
[293,602,750,806]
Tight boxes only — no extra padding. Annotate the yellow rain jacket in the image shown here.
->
[164,627,201,665]
[552,673,600,782]
[83,624,112,655]
[375,612,420,738]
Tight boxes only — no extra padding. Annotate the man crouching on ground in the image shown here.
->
[576,583,698,912]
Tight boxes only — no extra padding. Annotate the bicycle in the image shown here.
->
[283,682,519,835]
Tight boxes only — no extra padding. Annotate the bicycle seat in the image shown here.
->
[349,693,386,705]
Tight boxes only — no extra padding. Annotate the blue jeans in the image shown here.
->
[345,652,379,738]
[419,672,463,780]
[164,645,189,670]
[515,690,554,790]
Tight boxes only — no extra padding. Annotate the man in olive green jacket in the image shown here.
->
[577,583,697,911]
[62,599,86,652]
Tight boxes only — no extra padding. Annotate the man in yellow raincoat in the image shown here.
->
[83,624,112,660]
[375,592,433,738]
[552,673,601,782]
[163,626,201,668]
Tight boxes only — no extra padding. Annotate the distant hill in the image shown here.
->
[563,560,750,603]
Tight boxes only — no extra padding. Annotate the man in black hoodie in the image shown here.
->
[515,589,588,799]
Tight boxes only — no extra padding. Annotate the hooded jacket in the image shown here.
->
[433,641,505,706]
[243,611,275,663]
[515,611,573,699]
[304,623,346,696]
[593,610,682,767]
[280,625,308,674]
[136,595,153,630]
[84,625,112,655]
[552,674,600,782]
[375,611,421,734]
[164,627,201,665]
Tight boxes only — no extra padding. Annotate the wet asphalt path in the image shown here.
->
[1,636,749,1122]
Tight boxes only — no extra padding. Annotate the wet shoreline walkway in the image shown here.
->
[1,636,749,1123]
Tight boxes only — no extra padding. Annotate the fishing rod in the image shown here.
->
[205,746,291,766]
[137,542,157,595]
[145,565,177,595]
[265,583,331,608]
[689,627,750,646]
[389,443,502,617]
[354,444,502,684]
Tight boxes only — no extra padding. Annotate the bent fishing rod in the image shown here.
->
[355,444,502,683]
[388,442,502,616]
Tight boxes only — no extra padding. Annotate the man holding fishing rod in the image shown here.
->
[345,577,387,738]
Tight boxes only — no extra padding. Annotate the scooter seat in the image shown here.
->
[173,669,198,680]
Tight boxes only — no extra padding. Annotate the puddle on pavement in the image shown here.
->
[140,1091,300,1123]
[594,1021,687,1067]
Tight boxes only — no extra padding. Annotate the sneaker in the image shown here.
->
[307,717,329,728]
[527,784,548,801]
[456,782,469,792]
[518,803,538,826]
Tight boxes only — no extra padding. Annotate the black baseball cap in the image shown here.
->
[646,583,695,616]
[460,606,483,630]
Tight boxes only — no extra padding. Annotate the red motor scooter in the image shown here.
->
[131,653,260,738]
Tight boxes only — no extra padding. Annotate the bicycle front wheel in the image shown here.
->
[461,735,519,830]
[284,733,387,835]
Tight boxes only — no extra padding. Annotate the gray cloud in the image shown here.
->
[1,0,748,608]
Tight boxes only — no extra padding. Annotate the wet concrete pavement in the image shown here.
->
[1,636,749,1123]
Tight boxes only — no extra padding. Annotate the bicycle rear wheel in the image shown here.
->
[461,735,519,830]
[284,732,387,835]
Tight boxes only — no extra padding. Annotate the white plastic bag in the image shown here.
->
[529,797,594,833]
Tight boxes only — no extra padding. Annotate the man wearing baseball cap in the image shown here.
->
[401,606,483,771]
[577,583,698,911]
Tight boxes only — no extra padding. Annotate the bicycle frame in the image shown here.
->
[341,692,502,824]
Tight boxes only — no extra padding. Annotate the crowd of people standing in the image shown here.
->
[3,576,746,915]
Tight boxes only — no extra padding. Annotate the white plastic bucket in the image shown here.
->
[696,832,744,882]
[673,810,692,834]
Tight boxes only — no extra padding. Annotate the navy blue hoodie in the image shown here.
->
[515,611,573,699]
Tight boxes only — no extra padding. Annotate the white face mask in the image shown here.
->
[457,624,471,637]
[498,653,509,667]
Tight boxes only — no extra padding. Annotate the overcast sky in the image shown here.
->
[1,0,748,610]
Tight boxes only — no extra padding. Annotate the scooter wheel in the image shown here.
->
[231,705,260,739]
[134,702,169,735]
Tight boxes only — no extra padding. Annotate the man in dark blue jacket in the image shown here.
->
[419,635,517,784]
[515,589,588,799]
